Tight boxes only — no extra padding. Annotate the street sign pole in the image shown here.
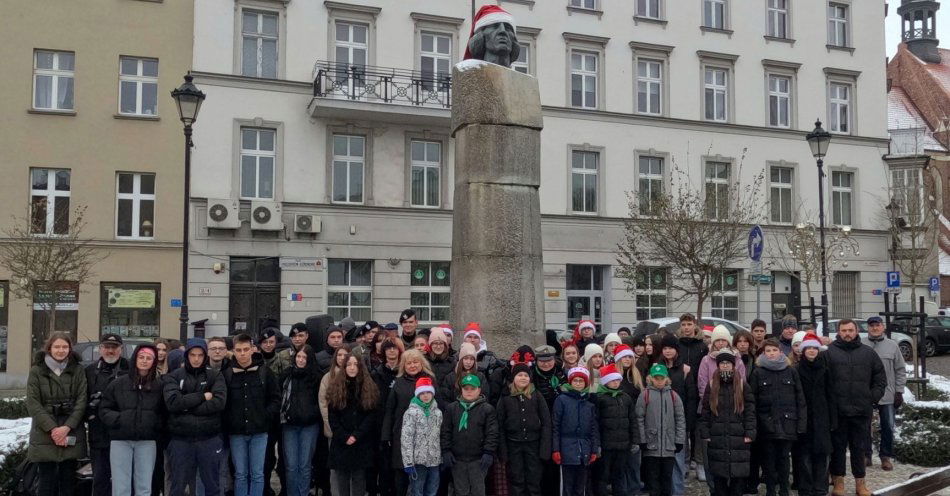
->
[749,225,764,319]
[756,261,762,319]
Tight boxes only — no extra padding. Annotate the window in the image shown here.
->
[638,156,664,215]
[410,261,450,322]
[770,167,793,224]
[767,0,789,38]
[327,259,372,322]
[638,0,661,18]
[711,269,740,321]
[335,22,368,88]
[116,173,155,239]
[512,43,530,74]
[891,168,925,222]
[118,57,158,116]
[637,60,663,115]
[831,271,857,319]
[100,283,160,338]
[828,3,848,46]
[566,264,607,331]
[30,168,71,235]
[570,0,597,9]
[705,161,730,220]
[636,267,668,320]
[571,150,599,213]
[240,128,276,200]
[704,67,728,122]
[704,0,726,29]
[410,140,441,207]
[829,82,851,134]
[241,10,278,78]
[33,50,74,111]
[570,51,598,109]
[832,171,853,226]
[332,135,365,204]
[420,32,451,92]
[768,75,791,128]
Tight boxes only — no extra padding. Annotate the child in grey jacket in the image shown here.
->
[402,377,443,496]
[636,363,686,496]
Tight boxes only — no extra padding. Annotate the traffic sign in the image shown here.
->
[872,289,883,296]
[886,272,901,294]
[748,225,764,262]
[930,277,940,293]
[170,298,182,308]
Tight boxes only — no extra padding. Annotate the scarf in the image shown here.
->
[597,384,623,397]
[411,396,433,417]
[719,371,734,383]
[45,355,67,376]
[756,354,788,371]
[458,399,476,431]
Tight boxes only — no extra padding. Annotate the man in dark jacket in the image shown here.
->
[164,338,228,496]
[258,327,289,496]
[85,333,129,495]
[824,319,886,496]
[222,333,281,496]
[399,309,419,348]
[314,326,345,375]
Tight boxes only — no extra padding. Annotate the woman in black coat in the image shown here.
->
[327,353,380,496]
[496,364,552,496]
[794,339,837,496]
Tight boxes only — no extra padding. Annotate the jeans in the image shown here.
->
[282,424,318,496]
[865,404,896,459]
[626,445,644,494]
[110,440,157,496]
[643,456,675,496]
[90,446,112,496]
[560,465,587,496]
[167,436,223,496]
[409,465,440,496]
[36,460,77,496]
[331,468,366,496]
[831,415,869,479]
[231,433,268,496]
[506,440,542,496]
[595,449,630,496]
[672,442,688,495]
[264,427,286,496]
[763,439,792,496]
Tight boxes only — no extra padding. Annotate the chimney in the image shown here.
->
[898,0,942,63]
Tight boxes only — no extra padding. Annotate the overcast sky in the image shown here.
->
[886,3,948,58]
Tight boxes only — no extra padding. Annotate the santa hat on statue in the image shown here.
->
[463,5,517,60]
[599,364,622,385]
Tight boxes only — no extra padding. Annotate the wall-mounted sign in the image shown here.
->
[547,290,560,298]
[107,288,156,309]
[33,284,79,311]
[279,257,324,270]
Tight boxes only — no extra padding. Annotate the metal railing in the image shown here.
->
[312,61,452,109]
[903,27,937,41]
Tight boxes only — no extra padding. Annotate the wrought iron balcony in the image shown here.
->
[312,61,452,109]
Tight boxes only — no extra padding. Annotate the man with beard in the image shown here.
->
[85,333,130,495]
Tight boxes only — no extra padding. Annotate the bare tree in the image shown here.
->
[617,151,766,320]
[884,164,940,305]
[0,205,105,342]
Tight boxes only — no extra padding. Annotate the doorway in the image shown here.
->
[566,264,609,332]
[229,257,281,336]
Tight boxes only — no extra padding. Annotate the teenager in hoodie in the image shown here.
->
[593,364,638,496]
[441,373,499,496]
[278,345,321,496]
[496,361,551,496]
[696,326,747,485]
[402,377,443,496]
[85,333,130,496]
[552,367,600,496]
[636,364,686,496]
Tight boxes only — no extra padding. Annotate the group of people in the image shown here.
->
[25,309,902,496]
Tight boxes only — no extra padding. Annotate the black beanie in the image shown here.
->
[661,334,679,350]
[511,363,531,378]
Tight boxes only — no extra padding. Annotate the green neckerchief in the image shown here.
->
[558,383,588,396]
[597,384,623,397]
[411,396,432,417]
[511,384,535,397]
[458,399,476,431]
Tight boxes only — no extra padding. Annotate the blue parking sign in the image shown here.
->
[931,277,940,293]
[887,272,901,289]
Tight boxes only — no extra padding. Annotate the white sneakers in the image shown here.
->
[696,464,707,482]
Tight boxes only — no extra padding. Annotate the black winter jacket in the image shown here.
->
[427,352,456,388]
[699,379,756,479]
[441,396,499,462]
[85,357,130,448]
[99,374,165,441]
[678,336,707,378]
[476,350,502,379]
[594,388,638,451]
[372,362,398,408]
[795,356,837,454]
[740,353,755,380]
[328,380,380,469]
[279,358,321,426]
[163,361,227,439]
[532,364,565,412]
[748,359,806,441]
[221,356,281,435]
[660,357,699,431]
[315,348,336,375]
[382,372,432,468]
[495,387,552,461]
[824,336,887,417]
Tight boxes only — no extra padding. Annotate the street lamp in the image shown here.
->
[171,74,206,342]
[806,120,832,335]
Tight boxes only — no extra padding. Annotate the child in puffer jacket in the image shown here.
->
[401,377,443,496]
[552,367,600,496]
[637,363,686,496]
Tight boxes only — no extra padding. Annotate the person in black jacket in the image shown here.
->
[441,374,499,496]
[593,363,638,496]
[824,319,886,496]
[222,333,281,496]
[529,345,563,496]
[426,326,456,390]
[279,344,320,496]
[99,343,165,496]
[794,334,837,496]
[370,338,403,496]
[327,353,381,496]
[676,314,707,479]
[659,333,698,496]
[163,338,227,496]
[315,327,346,375]
[615,344,644,494]
[496,362,551,496]
[85,333,130,495]
[439,343,489,408]
[748,339,806,496]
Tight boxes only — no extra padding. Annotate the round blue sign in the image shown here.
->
[748,225,764,262]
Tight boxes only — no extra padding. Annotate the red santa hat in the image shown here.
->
[567,366,590,386]
[463,5,517,60]
[702,324,715,337]
[599,364,622,385]
[464,322,482,340]
[414,376,435,397]
[800,332,826,351]
[577,320,596,333]
[612,344,635,361]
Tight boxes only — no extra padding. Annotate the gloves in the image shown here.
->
[480,453,494,472]
[442,452,455,469]
[588,454,598,464]
[552,451,562,465]
[404,466,416,476]
[675,443,683,453]
[895,392,904,409]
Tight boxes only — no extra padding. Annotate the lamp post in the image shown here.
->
[171,74,206,342]
[806,120,832,335]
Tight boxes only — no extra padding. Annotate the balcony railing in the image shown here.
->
[903,27,937,41]
[312,61,452,109]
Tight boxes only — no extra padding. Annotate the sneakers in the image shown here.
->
[881,457,894,471]
[696,464,707,482]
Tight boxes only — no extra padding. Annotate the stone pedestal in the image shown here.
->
[450,61,545,352]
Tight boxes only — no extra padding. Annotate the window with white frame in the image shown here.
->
[704,0,727,29]
[828,3,848,46]
[637,0,662,18]
[116,173,155,239]
[829,82,851,134]
[768,75,791,128]
[832,171,853,226]
[33,50,74,111]
[637,60,663,115]
[410,140,441,207]
[420,32,451,92]
[30,168,71,236]
[241,10,278,78]
[890,168,925,222]
[571,150,599,213]
[711,269,740,320]
[767,0,789,38]
[118,57,158,116]
[512,43,530,74]
[636,267,668,320]
[334,22,368,88]
[240,128,276,200]
[638,156,664,215]
[570,0,598,9]
[327,259,372,322]
[770,166,793,224]
[704,67,728,122]
[570,51,598,109]
[332,134,365,204]
[410,261,450,322]
[705,161,730,220]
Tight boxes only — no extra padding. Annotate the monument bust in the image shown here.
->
[463,5,520,69]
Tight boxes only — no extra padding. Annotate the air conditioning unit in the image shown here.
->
[250,201,284,231]
[206,199,241,229]
[294,214,322,234]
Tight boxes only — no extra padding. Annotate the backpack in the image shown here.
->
[643,388,679,410]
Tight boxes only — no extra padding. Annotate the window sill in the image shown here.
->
[28,108,76,116]
[499,0,535,8]
[633,15,668,27]
[116,237,156,241]
[826,44,855,54]
[700,26,734,37]
[570,104,601,111]
[566,6,604,18]
[114,113,160,121]
[764,35,796,46]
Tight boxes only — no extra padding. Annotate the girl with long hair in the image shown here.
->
[370,338,403,496]
[328,353,381,496]
[560,343,581,371]
[696,326,747,483]
[381,349,435,496]
[279,345,320,496]
[154,338,169,376]
[439,342,488,406]
[496,362,551,496]
[319,346,350,438]
[583,344,605,393]
[732,331,756,380]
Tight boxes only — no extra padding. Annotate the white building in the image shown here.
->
[188,0,894,337]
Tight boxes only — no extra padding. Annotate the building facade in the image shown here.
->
[0,1,192,382]
[189,0,895,338]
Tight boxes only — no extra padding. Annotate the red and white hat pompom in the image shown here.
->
[567,367,590,385]
[612,344,635,361]
[414,377,435,397]
[599,364,622,385]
